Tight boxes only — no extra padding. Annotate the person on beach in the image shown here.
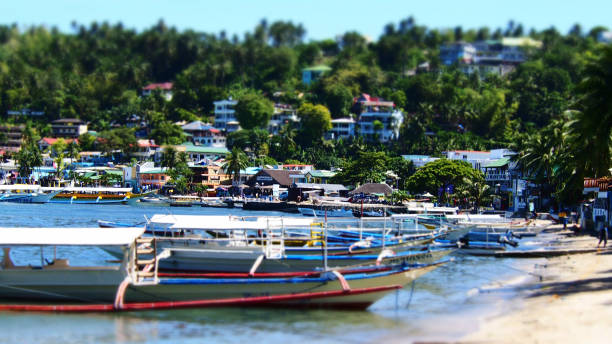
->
[598,226,608,248]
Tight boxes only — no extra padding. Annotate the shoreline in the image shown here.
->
[462,225,612,343]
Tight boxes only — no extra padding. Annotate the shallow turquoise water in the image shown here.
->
[0,203,539,343]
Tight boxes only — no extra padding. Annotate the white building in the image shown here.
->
[326,118,356,140]
[268,104,299,135]
[213,98,239,133]
[354,94,403,143]
[142,82,173,101]
[181,121,226,148]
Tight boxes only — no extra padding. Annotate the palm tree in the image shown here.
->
[224,148,248,186]
[572,44,612,177]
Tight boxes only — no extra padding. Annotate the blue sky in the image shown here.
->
[1,0,609,41]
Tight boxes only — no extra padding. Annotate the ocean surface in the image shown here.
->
[0,202,543,343]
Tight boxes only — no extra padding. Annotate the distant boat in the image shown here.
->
[299,207,354,217]
[0,185,61,203]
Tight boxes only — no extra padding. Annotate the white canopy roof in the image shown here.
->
[0,227,145,246]
[149,214,315,230]
[41,187,133,193]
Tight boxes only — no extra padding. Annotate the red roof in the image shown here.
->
[353,93,394,107]
[143,82,173,91]
[584,177,612,191]
[137,139,160,148]
[40,138,78,145]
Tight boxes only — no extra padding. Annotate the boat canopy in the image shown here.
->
[0,184,42,191]
[149,214,315,230]
[40,187,133,193]
[0,227,145,246]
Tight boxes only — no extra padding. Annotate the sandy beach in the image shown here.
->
[463,224,612,343]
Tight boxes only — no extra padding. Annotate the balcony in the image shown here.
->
[485,172,511,181]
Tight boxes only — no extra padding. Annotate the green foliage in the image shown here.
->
[234,91,274,130]
[224,147,249,183]
[296,103,332,145]
[406,159,484,198]
[331,151,389,186]
[15,125,42,179]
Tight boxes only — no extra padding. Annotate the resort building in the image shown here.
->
[354,94,403,143]
[213,98,240,133]
[305,170,336,184]
[439,42,476,65]
[301,65,332,85]
[51,118,88,138]
[247,169,302,188]
[326,118,356,140]
[138,168,169,189]
[190,164,230,188]
[181,121,226,148]
[582,177,611,228]
[142,82,173,101]
[176,143,230,163]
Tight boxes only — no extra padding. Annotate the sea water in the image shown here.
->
[0,202,542,343]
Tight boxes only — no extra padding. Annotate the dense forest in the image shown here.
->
[1,18,611,204]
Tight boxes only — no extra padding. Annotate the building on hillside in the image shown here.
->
[268,104,298,135]
[598,31,612,43]
[439,42,476,65]
[441,37,542,77]
[302,65,332,85]
[142,82,173,101]
[305,170,336,184]
[132,139,160,161]
[281,164,313,172]
[213,98,239,132]
[401,155,440,168]
[51,118,88,138]
[354,94,403,143]
[38,137,78,152]
[326,118,356,140]
[0,124,25,153]
[176,143,230,163]
[181,121,227,147]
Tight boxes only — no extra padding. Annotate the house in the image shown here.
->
[181,121,226,148]
[213,98,240,132]
[38,138,78,152]
[190,163,230,187]
[177,143,230,163]
[132,139,160,161]
[401,155,440,168]
[142,82,173,101]
[302,65,331,85]
[0,125,25,153]
[51,119,88,138]
[439,42,476,65]
[281,164,313,172]
[289,182,349,201]
[268,104,298,135]
[305,170,336,184]
[326,118,356,140]
[138,168,169,189]
[354,94,403,143]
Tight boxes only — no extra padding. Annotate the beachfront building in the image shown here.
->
[246,169,297,188]
[302,65,332,85]
[354,94,403,143]
[142,82,173,101]
[305,170,336,184]
[213,98,240,133]
[138,168,169,189]
[190,164,230,188]
[51,118,88,138]
[268,104,299,135]
[181,121,227,148]
[582,177,611,229]
[326,118,356,140]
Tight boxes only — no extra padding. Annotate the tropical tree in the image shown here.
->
[223,148,249,185]
[406,159,484,201]
[296,103,332,145]
[160,146,178,171]
[234,91,274,130]
[459,177,491,213]
[331,151,389,186]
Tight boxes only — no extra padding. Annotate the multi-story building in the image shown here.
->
[326,118,356,140]
[132,139,160,161]
[439,42,476,65]
[354,94,403,143]
[213,98,239,133]
[176,143,230,163]
[268,104,298,135]
[0,125,25,153]
[182,121,226,148]
[51,118,88,138]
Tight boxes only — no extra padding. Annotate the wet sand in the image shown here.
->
[463,224,612,343]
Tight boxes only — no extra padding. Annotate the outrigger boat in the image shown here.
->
[44,187,135,204]
[0,185,61,203]
[0,227,447,311]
